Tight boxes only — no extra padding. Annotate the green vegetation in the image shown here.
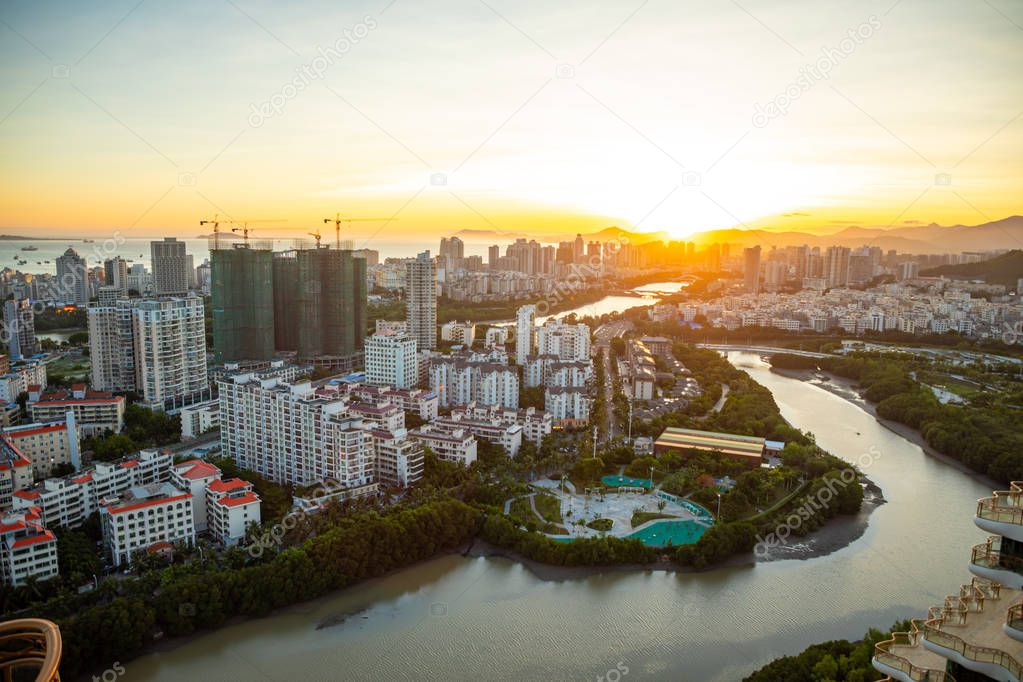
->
[533,493,562,523]
[33,306,87,332]
[586,518,614,532]
[37,499,481,680]
[209,457,294,524]
[773,351,1023,483]
[744,623,908,681]
[921,248,1023,288]
[631,511,677,528]
[83,405,181,461]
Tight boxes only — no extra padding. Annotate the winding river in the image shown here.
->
[124,352,990,681]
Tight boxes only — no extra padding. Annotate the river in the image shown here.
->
[124,352,989,681]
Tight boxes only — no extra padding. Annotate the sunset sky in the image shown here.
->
[1,0,1021,241]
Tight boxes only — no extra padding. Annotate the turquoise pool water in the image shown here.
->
[600,475,652,489]
[626,519,709,547]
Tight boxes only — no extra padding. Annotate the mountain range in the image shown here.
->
[455,216,1023,255]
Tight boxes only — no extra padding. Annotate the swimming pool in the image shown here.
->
[600,475,652,489]
[626,519,709,547]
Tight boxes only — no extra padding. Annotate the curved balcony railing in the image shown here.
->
[923,622,1023,680]
[977,481,1023,526]
[874,619,955,682]
[971,537,1023,574]
[0,618,62,681]
[1007,602,1023,633]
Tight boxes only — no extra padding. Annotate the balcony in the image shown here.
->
[0,618,62,681]
[874,620,954,682]
[976,483,1023,543]
[971,537,1023,590]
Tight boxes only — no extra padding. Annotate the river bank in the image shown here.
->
[770,366,1001,491]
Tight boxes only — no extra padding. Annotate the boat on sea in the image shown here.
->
[20,245,38,251]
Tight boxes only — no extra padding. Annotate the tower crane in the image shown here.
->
[307,230,324,248]
[323,213,398,249]
[228,219,288,243]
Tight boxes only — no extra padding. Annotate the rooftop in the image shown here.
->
[654,427,767,460]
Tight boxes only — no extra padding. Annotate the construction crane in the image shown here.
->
[229,219,288,243]
[307,230,324,248]
[200,215,233,248]
[323,213,398,249]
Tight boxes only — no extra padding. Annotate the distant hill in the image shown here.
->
[921,250,1023,288]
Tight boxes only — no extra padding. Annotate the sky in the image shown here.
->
[1,0,1021,242]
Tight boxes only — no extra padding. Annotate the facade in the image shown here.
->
[435,413,523,456]
[88,299,140,393]
[179,400,219,439]
[133,296,209,409]
[544,387,590,426]
[406,251,437,351]
[0,437,33,511]
[0,360,47,403]
[4,416,80,479]
[170,459,220,532]
[29,386,125,437]
[409,424,477,467]
[206,477,260,547]
[347,383,439,421]
[55,248,88,306]
[743,245,761,294]
[3,299,36,361]
[100,482,195,566]
[150,237,190,295]
[365,330,418,389]
[450,403,553,446]
[535,319,590,362]
[440,320,476,347]
[0,506,58,587]
[293,247,367,359]
[873,481,1023,681]
[653,427,769,466]
[515,304,535,365]
[369,428,425,488]
[429,354,519,409]
[12,449,172,528]
[211,244,275,362]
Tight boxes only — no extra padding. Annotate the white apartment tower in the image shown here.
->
[133,297,208,409]
[55,248,88,306]
[88,299,139,393]
[406,251,437,351]
[365,330,418,389]
[515,304,536,365]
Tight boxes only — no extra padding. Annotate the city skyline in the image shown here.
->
[2,1,1022,240]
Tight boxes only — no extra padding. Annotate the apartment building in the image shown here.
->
[545,387,590,426]
[0,506,58,587]
[150,237,190,295]
[406,251,437,351]
[368,428,425,488]
[515,304,535,365]
[179,399,219,439]
[206,477,260,547]
[100,482,195,566]
[409,424,478,467]
[535,319,591,362]
[449,403,553,446]
[365,330,418,389]
[429,353,519,409]
[349,401,404,433]
[12,449,172,528]
[88,298,139,393]
[434,413,523,456]
[440,320,476,347]
[0,437,33,511]
[4,414,80,479]
[133,296,209,409]
[345,383,439,421]
[0,360,47,403]
[29,385,125,436]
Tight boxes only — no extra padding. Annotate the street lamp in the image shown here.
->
[716,492,722,520]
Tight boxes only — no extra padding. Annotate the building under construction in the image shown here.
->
[212,238,366,364]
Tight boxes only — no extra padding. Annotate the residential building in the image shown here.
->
[368,428,424,488]
[743,246,761,294]
[440,320,476,347]
[170,459,220,532]
[133,296,208,409]
[0,437,33,511]
[55,248,88,306]
[100,482,195,566]
[365,330,418,389]
[29,385,125,436]
[429,352,519,409]
[0,506,58,587]
[409,424,477,467]
[435,413,523,456]
[12,449,172,528]
[535,319,590,361]
[406,251,437,351]
[544,387,590,426]
[4,415,80,479]
[206,477,260,546]
[0,359,47,403]
[179,400,219,439]
[88,299,139,393]
[211,243,275,362]
[150,238,190,295]
[3,299,35,361]
[516,304,535,365]
[450,403,553,446]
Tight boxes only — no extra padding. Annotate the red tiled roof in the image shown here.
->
[8,424,66,438]
[217,492,259,507]
[106,493,191,514]
[11,531,55,549]
[119,460,139,468]
[176,461,220,480]
[208,478,249,493]
[13,490,40,500]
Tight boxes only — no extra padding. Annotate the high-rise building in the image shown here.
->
[88,299,138,393]
[294,247,366,359]
[535,318,590,362]
[103,257,129,294]
[515,304,535,365]
[573,234,585,263]
[150,238,189,295]
[55,247,88,306]
[365,329,418,389]
[824,246,851,288]
[488,245,500,268]
[133,296,209,409]
[406,251,437,351]
[3,299,35,361]
[743,246,761,294]
[212,244,275,362]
